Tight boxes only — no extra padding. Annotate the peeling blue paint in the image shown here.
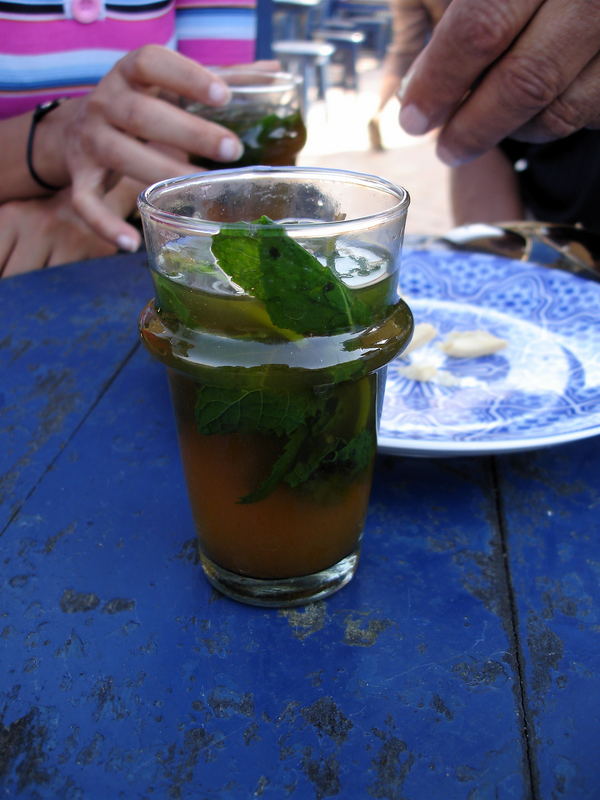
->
[2,254,599,798]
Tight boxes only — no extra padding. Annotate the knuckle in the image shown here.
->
[452,2,516,58]
[497,53,563,112]
[70,120,97,157]
[127,45,161,79]
[439,124,488,160]
[536,96,586,140]
[116,92,145,136]
[84,91,109,121]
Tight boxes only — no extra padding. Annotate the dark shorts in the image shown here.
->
[499,130,600,234]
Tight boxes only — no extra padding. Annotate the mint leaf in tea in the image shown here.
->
[211,217,372,336]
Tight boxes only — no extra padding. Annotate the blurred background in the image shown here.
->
[297,56,452,237]
[270,0,452,236]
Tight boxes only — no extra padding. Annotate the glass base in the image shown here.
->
[200,550,360,608]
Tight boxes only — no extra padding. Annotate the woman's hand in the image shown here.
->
[399,0,600,165]
[36,46,247,252]
[0,177,142,278]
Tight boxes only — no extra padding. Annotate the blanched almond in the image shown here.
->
[440,330,507,358]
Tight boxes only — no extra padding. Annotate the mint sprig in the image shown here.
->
[194,383,375,504]
[191,219,378,503]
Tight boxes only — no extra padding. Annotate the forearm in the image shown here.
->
[450,148,524,226]
[1,100,75,203]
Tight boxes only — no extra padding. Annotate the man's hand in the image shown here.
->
[399,0,600,165]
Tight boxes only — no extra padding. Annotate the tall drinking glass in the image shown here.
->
[184,69,307,169]
[138,166,412,607]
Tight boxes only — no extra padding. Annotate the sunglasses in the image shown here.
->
[441,222,600,283]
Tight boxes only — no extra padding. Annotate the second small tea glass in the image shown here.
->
[184,69,307,169]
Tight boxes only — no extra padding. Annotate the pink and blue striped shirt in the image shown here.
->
[0,0,257,119]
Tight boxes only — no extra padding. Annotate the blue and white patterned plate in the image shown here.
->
[378,249,600,456]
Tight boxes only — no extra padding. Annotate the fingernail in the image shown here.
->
[436,143,467,167]
[208,81,230,104]
[219,137,243,161]
[399,103,430,136]
[117,234,139,252]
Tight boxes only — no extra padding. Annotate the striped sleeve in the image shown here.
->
[174,0,256,66]
[0,0,177,118]
[0,0,257,120]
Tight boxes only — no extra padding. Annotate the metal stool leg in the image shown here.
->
[299,58,310,116]
[272,41,334,112]
[316,58,329,100]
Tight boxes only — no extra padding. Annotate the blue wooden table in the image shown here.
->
[2,252,599,799]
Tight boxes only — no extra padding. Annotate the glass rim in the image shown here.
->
[137,166,410,237]
[206,68,301,94]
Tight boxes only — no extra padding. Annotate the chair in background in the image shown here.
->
[271,38,335,114]
[310,28,365,90]
[272,0,323,40]
[271,0,370,106]
[322,0,392,59]
[271,0,337,112]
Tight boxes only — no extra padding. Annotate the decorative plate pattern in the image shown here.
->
[378,249,600,456]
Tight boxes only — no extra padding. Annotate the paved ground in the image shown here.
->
[297,57,453,237]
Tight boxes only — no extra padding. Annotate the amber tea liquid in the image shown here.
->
[139,239,411,588]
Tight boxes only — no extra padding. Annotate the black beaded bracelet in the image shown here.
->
[26,99,63,191]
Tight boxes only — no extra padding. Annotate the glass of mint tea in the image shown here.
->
[138,166,412,607]
[184,69,307,169]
